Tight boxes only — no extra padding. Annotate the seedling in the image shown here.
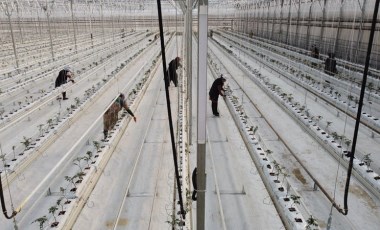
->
[306,215,318,230]
[32,216,48,230]
[344,138,351,149]
[290,194,301,207]
[362,154,372,170]
[57,197,65,216]
[47,118,53,129]
[73,157,83,172]
[326,121,332,131]
[74,97,80,107]
[20,136,31,151]
[83,151,93,167]
[65,175,77,190]
[93,141,101,152]
[37,124,44,137]
[12,146,16,161]
[48,205,58,223]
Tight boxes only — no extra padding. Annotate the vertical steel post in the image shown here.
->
[187,0,193,144]
[295,0,301,46]
[354,0,367,63]
[306,1,313,49]
[333,0,345,56]
[197,0,208,229]
[319,0,327,51]
[70,0,77,53]
[285,0,292,44]
[3,3,19,68]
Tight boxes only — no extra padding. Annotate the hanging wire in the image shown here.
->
[155,0,186,220]
[0,144,18,220]
[341,0,380,215]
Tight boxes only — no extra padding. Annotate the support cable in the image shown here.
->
[341,0,379,215]
[155,0,186,219]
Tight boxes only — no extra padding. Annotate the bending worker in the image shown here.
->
[103,93,137,140]
[209,75,226,117]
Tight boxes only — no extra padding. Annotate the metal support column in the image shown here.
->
[354,0,367,62]
[197,1,208,229]
[279,0,284,42]
[319,0,327,50]
[70,0,77,53]
[2,3,19,68]
[187,0,193,144]
[306,1,313,49]
[333,0,345,56]
[285,0,292,44]
[266,2,270,38]
[295,0,301,46]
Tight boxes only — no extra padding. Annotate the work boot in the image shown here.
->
[62,92,68,100]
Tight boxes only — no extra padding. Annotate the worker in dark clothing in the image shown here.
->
[55,67,75,100]
[103,93,137,140]
[209,75,226,116]
[324,53,337,76]
[192,168,197,201]
[311,45,320,59]
[165,57,181,88]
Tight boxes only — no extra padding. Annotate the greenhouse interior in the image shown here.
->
[0,0,380,229]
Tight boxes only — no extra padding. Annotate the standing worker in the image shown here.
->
[165,57,181,88]
[209,75,226,116]
[324,53,337,76]
[55,67,75,100]
[103,93,137,140]
[310,45,320,59]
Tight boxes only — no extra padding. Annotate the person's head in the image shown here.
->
[220,75,226,82]
[64,66,73,76]
[119,93,125,100]
[175,57,181,62]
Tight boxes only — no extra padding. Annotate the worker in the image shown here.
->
[103,93,137,140]
[165,57,181,88]
[209,75,226,116]
[55,66,75,100]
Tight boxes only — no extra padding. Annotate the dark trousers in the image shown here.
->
[211,100,218,115]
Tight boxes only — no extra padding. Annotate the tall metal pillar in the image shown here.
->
[285,0,292,44]
[43,4,55,61]
[354,0,367,62]
[295,0,301,46]
[197,1,208,229]
[186,0,193,144]
[2,3,19,69]
[70,0,77,53]
[279,0,284,42]
[266,2,270,38]
[271,2,276,40]
[333,0,345,56]
[306,1,313,50]
[255,4,259,35]
[319,0,328,51]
